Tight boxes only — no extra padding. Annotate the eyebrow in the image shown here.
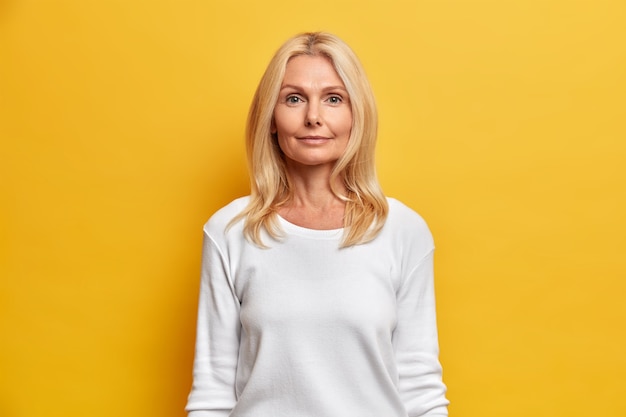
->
[279,84,348,92]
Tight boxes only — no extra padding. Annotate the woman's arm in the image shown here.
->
[186,230,241,417]
[394,249,449,417]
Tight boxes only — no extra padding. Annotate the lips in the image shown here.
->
[298,136,330,140]
[296,136,332,145]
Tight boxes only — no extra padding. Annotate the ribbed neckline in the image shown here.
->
[277,214,344,240]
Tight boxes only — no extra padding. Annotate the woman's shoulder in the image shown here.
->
[386,197,428,227]
[384,197,434,248]
[203,196,250,237]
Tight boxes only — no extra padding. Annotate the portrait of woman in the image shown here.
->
[3,2,622,416]
[185,31,449,417]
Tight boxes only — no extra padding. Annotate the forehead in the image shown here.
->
[282,55,345,87]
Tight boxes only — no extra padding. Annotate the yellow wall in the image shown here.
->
[1,1,624,416]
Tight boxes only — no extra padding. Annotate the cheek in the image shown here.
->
[271,109,283,134]
[338,111,353,136]
[276,136,291,158]
[273,118,289,137]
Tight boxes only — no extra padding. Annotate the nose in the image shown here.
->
[305,102,322,127]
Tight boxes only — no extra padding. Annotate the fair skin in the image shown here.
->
[272,54,353,230]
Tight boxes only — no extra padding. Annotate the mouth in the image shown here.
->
[296,136,333,144]
[298,136,330,140]
[296,136,332,145]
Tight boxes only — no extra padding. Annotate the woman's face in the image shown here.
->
[272,55,352,170]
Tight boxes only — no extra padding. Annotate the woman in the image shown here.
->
[186,32,449,417]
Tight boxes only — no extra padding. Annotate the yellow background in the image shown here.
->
[1,1,625,416]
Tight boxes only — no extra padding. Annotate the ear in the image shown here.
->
[270,119,277,134]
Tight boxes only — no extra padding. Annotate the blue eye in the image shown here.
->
[286,95,302,104]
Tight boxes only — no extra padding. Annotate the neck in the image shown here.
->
[283,162,347,210]
[277,162,347,230]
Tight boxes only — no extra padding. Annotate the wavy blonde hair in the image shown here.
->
[233,32,388,247]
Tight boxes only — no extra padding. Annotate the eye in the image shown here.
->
[286,95,303,104]
[327,95,343,105]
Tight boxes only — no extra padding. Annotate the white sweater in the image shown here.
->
[186,197,449,417]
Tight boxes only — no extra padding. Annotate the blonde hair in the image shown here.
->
[233,32,388,247]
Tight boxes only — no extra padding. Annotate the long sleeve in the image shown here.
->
[186,230,241,417]
[393,249,449,417]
